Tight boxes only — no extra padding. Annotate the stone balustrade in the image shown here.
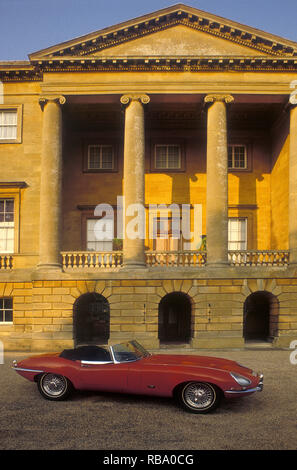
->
[59,250,289,269]
[145,251,207,267]
[228,250,289,266]
[0,250,290,271]
[61,251,123,269]
[0,255,13,270]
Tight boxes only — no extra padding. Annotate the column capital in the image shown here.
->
[288,101,297,111]
[120,94,150,106]
[204,94,234,105]
[39,95,66,111]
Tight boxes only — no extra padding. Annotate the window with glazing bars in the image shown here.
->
[228,145,247,169]
[0,298,13,323]
[88,145,114,170]
[155,145,181,169]
[0,199,14,253]
[0,111,17,140]
[228,218,247,250]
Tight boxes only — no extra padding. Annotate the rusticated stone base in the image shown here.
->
[0,276,296,351]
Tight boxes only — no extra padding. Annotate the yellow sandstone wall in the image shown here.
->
[0,278,296,351]
[1,82,42,258]
[270,118,290,250]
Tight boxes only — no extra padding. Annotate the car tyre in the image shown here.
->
[37,373,73,401]
[178,381,221,413]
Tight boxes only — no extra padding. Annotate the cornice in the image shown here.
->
[2,56,297,82]
[0,63,42,82]
[29,55,297,73]
[0,181,28,188]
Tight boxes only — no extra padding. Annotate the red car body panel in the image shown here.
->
[13,349,262,399]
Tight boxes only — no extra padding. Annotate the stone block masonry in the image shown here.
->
[0,277,296,351]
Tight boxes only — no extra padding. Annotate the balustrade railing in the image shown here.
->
[146,250,207,267]
[61,249,289,269]
[1,250,287,271]
[61,251,123,269]
[0,254,13,270]
[228,250,289,266]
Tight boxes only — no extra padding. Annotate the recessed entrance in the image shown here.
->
[158,292,192,344]
[73,292,110,346]
[243,291,279,342]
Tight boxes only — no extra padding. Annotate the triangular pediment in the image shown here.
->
[89,25,271,58]
[29,3,297,62]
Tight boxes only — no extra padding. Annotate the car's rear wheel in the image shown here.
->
[37,373,72,401]
[178,381,220,413]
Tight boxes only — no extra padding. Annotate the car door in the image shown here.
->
[125,360,170,397]
[78,360,131,393]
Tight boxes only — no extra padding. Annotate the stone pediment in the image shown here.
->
[29,4,297,62]
[89,25,271,58]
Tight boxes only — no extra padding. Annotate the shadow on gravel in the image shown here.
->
[69,389,254,415]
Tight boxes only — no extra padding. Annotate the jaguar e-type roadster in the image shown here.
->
[12,340,263,413]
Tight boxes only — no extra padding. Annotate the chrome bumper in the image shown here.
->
[12,360,44,374]
[225,374,264,396]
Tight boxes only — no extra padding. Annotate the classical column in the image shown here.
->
[289,103,297,264]
[204,94,234,267]
[37,96,65,270]
[120,94,150,268]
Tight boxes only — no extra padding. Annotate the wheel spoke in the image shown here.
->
[42,374,66,397]
[183,383,215,409]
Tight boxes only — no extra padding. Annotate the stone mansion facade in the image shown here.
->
[0,4,297,351]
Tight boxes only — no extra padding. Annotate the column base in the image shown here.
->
[36,262,62,272]
[121,262,147,271]
[206,261,229,269]
[121,255,147,271]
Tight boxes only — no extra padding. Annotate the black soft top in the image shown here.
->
[59,345,111,361]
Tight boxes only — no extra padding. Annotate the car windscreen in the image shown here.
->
[112,340,150,363]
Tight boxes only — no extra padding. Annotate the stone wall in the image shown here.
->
[1,277,296,351]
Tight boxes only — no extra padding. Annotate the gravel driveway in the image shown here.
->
[0,348,296,451]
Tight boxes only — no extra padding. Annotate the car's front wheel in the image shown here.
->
[178,381,221,413]
[37,373,72,401]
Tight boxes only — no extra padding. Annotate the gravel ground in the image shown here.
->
[0,348,296,451]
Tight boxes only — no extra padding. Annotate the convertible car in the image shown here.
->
[12,340,263,413]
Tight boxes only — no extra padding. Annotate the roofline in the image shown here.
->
[28,3,297,60]
[0,61,31,68]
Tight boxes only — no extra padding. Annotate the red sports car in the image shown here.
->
[12,340,263,413]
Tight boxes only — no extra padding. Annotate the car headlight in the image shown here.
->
[230,372,251,387]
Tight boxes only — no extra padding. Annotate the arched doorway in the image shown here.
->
[73,292,110,346]
[158,292,192,343]
[243,291,279,342]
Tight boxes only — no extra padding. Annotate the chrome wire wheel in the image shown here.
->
[38,373,71,401]
[180,382,219,413]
